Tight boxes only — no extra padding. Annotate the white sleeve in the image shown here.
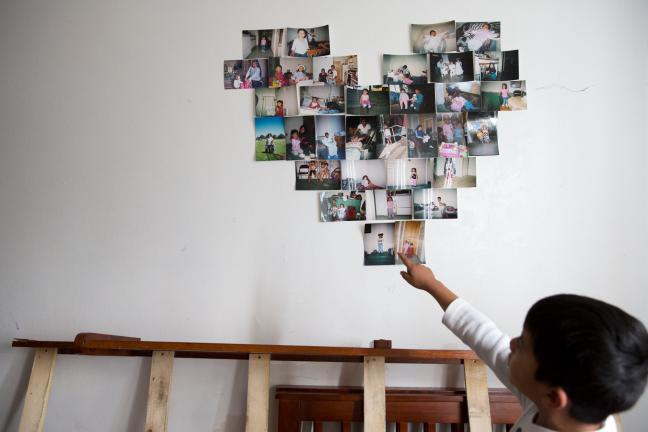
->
[442,298,531,407]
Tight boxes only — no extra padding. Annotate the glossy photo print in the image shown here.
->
[407,113,438,158]
[465,112,499,156]
[475,50,519,81]
[429,52,475,83]
[373,189,412,220]
[254,117,286,161]
[431,157,477,188]
[223,59,244,90]
[298,85,345,115]
[341,159,387,191]
[382,54,428,85]
[268,57,313,87]
[436,112,468,158]
[295,160,341,190]
[389,84,435,114]
[241,59,268,89]
[413,189,458,219]
[386,159,431,190]
[315,115,345,160]
[346,85,390,115]
[395,221,425,265]
[313,55,359,86]
[242,29,286,58]
[285,116,317,160]
[320,191,366,222]
[376,115,408,160]
[411,21,457,53]
[435,82,481,113]
[286,26,330,57]
[345,116,381,160]
[363,223,396,266]
[254,86,298,117]
[456,22,501,53]
[481,80,527,111]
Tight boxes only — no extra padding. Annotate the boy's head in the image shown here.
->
[509,294,648,424]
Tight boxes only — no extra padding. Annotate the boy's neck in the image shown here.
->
[535,410,605,431]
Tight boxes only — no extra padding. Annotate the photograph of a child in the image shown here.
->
[254,87,298,117]
[466,112,499,156]
[407,114,438,158]
[377,115,408,160]
[411,21,456,53]
[429,52,474,83]
[255,117,286,161]
[431,157,477,188]
[395,221,425,265]
[345,116,380,160]
[413,189,458,219]
[285,116,316,160]
[346,86,390,115]
[241,59,268,89]
[363,223,395,266]
[224,60,244,90]
[313,55,358,86]
[341,160,387,191]
[299,85,345,115]
[435,82,481,113]
[383,54,428,85]
[481,80,527,111]
[374,189,412,220]
[295,160,341,190]
[320,191,366,222]
[387,159,431,190]
[242,29,286,59]
[436,113,468,158]
[389,84,435,114]
[315,115,345,160]
[268,57,313,87]
[286,26,330,57]
[456,22,501,53]
[475,50,519,81]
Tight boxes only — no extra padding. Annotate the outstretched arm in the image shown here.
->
[399,253,457,310]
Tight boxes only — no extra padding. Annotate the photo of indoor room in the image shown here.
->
[382,54,428,85]
[223,60,244,90]
[346,86,390,115]
[242,29,286,59]
[254,87,298,117]
[285,116,316,160]
[313,55,359,86]
[341,160,387,191]
[407,114,438,158]
[413,189,458,219]
[481,80,527,111]
[345,116,380,160]
[299,85,345,115]
[320,191,366,222]
[389,84,435,114]
[363,223,396,266]
[387,159,430,190]
[410,21,457,53]
[466,112,498,156]
[377,115,408,159]
[395,221,425,265]
[373,189,412,220]
[475,50,519,81]
[429,52,474,83]
[295,160,341,190]
[435,81,482,112]
[268,57,313,87]
[431,157,477,188]
[315,115,345,160]
[286,26,330,57]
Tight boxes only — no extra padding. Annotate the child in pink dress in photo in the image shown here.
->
[360,89,371,112]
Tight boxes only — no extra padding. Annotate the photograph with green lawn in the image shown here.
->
[254,117,286,161]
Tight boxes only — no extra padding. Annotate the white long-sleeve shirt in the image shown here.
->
[442,298,617,432]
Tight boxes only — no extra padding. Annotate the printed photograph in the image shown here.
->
[346,85,390,115]
[466,112,499,156]
[341,160,387,191]
[407,114,438,158]
[320,191,366,222]
[475,50,519,81]
[389,84,435,114]
[481,80,527,111]
[382,54,428,85]
[286,26,330,57]
[241,59,268,88]
[345,116,380,160]
[411,21,457,53]
[285,116,317,160]
[429,52,475,83]
[413,189,458,219]
[387,159,431,190]
[254,117,286,161]
[224,59,244,90]
[254,87,298,117]
[295,160,341,190]
[377,115,408,160]
[242,29,286,59]
[374,189,412,220]
[313,55,359,86]
[431,157,477,188]
[363,223,396,266]
[268,57,313,87]
[315,115,345,160]
[456,22,501,53]
[298,85,345,115]
[435,82,481,112]
[395,221,425,265]
[436,112,468,158]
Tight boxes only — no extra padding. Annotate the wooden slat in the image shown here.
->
[144,351,175,432]
[245,353,270,432]
[363,356,386,432]
[313,421,324,432]
[397,422,408,432]
[463,359,492,432]
[17,348,58,432]
[451,423,465,432]
[342,421,352,432]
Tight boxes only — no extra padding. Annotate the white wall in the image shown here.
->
[0,1,647,431]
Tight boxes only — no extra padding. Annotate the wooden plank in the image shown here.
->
[396,422,408,432]
[342,421,352,432]
[313,421,324,432]
[18,348,58,432]
[144,351,175,432]
[463,359,492,432]
[245,353,270,432]
[363,356,386,432]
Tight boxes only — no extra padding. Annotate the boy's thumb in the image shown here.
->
[400,271,413,284]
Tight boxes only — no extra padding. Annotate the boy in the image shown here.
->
[398,253,648,432]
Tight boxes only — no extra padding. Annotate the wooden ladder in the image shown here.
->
[14,334,495,432]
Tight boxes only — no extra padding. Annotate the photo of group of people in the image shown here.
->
[363,221,425,266]
[319,191,366,221]
[383,54,428,85]
[429,52,475,83]
[389,84,436,114]
[295,160,341,190]
[224,59,269,89]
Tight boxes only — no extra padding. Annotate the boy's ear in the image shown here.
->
[545,387,569,409]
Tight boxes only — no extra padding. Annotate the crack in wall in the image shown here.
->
[534,84,593,93]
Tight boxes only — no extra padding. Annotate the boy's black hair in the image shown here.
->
[524,294,648,423]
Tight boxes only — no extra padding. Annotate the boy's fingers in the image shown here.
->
[398,253,414,271]
[400,271,412,284]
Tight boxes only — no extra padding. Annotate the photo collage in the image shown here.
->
[226,21,527,265]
